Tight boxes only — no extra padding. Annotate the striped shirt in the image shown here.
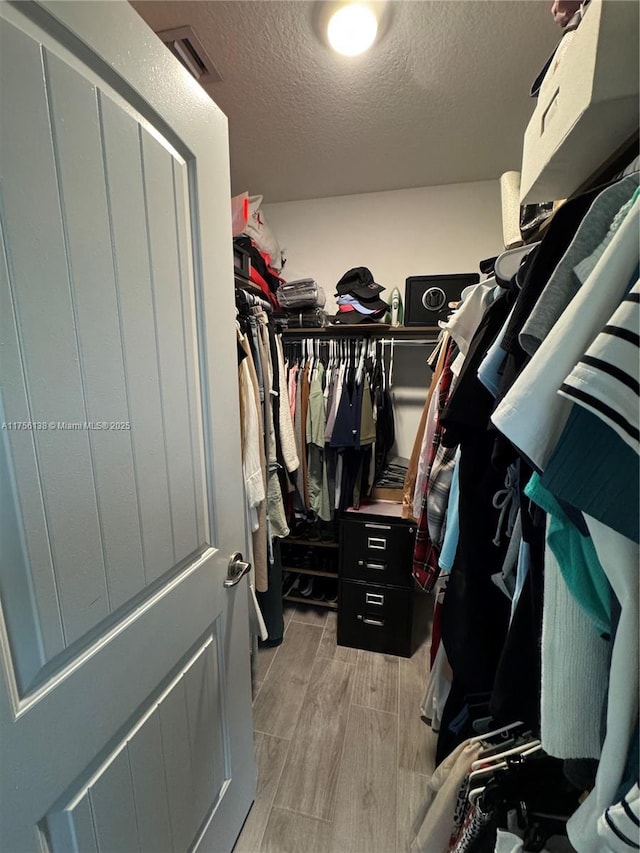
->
[597,783,640,851]
[559,280,639,454]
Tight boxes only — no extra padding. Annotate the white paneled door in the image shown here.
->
[0,2,255,851]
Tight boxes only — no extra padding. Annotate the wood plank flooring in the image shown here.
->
[236,602,435,853]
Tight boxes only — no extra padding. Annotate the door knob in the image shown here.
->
[224,552,251,588]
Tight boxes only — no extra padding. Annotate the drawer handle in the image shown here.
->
[358,615,384,627]
[367,537,387,550]
[365,592,384,606]
[358,560,386,571]
[364,523,392,530]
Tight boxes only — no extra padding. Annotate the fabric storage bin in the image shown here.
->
[520,0,639,204]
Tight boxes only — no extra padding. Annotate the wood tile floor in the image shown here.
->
[234,602,437,853]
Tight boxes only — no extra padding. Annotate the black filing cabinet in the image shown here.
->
[337,512,426,657]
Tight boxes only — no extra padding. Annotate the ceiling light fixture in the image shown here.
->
[327,3,378,57]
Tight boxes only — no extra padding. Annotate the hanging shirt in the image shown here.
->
[559,279,640,455]
[498,186,602,363]
[542,406,639,545]
[275,335,299,474]
[299,362,312,508]
[359,375,376,446]
[410,740,483,853]
[426,441,458,551]
[567,516,639,853]
[287,361,298,420]
[413,340,456,592]
[306,362,327,447]
[256,314,289,538]
[403,335,449,519]
[519,176,639,357]
[330,372,364,449]
[477,306,515,398]
[491,196,639,472]
[306,363,331,521]
[525,473,612,635]
[239,345,265,516]
[413,367,447,520]
[596,783,640,853]
[324,361,345,443]
[238,331,268,592]
[439,278,501,356]
[438,447,461,573]
[539,531,609,761]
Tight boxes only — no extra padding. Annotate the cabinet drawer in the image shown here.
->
[340,518,414,588]
[337,580,412,657]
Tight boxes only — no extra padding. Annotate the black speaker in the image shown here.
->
[404,273,480,326]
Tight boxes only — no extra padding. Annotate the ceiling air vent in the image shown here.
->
[156,26,222,84]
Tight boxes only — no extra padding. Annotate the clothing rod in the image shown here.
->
[386,339,437,346]
[281,335,438,345]
[391,388,432,404]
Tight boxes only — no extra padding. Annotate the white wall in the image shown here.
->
[264,180,504,458]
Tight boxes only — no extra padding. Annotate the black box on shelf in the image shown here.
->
[233,241,251,279]
[404,273,480,325]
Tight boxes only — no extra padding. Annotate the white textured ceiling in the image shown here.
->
[131,0,560,203]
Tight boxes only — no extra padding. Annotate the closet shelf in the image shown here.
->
[281,324,440,339]
[282,534,339,608]
[283,593,338,610]
[234,273,267,297]
[281,565,338,578]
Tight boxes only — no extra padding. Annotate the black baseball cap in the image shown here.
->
[335,267,385,300]
[337,294,390,313]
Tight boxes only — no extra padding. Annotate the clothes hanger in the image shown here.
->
[494,242,541,287]
[355,338,367,385]
[471,739,541,772]
[474,736,541,767]
[467,744,545,808]
[427,331,447,369]
[467,762,508,790]
[310,338,318,378]
[324,341,334,400]
[470,720,525,745]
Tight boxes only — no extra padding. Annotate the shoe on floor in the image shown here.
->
[283,573,300,597]
[298,576,314,597]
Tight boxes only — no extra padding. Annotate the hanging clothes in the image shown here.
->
[403,334,450,519]
[491,195,639,472]
[408,168,640,852]
[307,361,331,520]
[412,338,457,593]
[238,331,266,520]
[236,289,301,646]
[275,334,299,475]
[237,325,268,593]
[283,334,396,522]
